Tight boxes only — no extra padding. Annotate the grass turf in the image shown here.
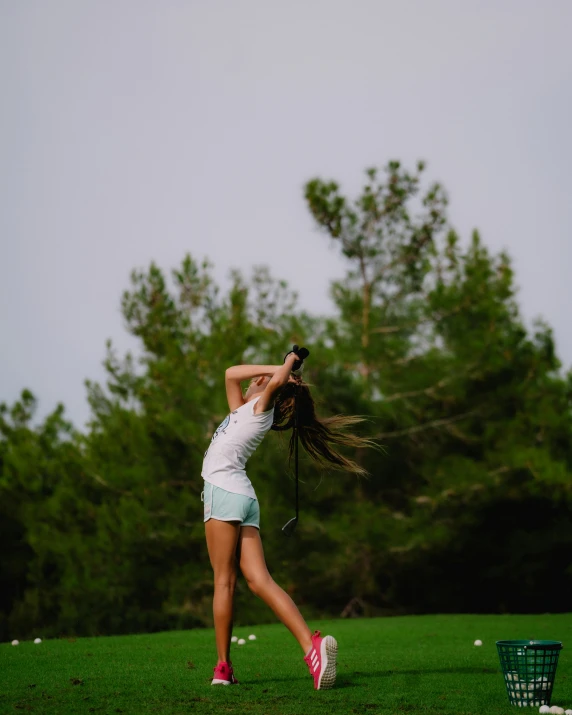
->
[1,614,571,714]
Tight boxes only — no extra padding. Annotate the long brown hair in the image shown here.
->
[271,379,376,476]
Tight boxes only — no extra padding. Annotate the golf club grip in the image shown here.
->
[284,345,310,373]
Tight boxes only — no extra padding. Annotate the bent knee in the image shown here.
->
[246,574,274,597]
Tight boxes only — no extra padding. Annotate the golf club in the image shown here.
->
[282,394,299,536]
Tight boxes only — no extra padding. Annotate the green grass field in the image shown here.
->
[1,615,571,714]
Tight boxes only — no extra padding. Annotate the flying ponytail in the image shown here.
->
[271,380,376,476]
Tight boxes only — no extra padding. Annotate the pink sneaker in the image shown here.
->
[211,662,238,685]
[304,630,338,690]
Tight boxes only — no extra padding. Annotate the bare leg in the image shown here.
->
[238,526,312,654]
[205,519,240,664]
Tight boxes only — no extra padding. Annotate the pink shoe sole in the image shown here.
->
[317,635,338,689]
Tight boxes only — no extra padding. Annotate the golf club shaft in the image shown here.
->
[295,397,299,521]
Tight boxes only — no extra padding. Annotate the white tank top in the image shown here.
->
[202,397,274,499]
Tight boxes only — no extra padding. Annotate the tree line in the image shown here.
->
[2,160,571,641]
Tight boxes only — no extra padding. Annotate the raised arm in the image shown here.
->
[225,364,283,412]
[254,353,298,414]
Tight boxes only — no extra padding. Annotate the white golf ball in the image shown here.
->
[230,636,238,643]
[248,634,256,641]
[550,707,564,715]
[34,638,42,644]
[474,639,482,646]
[237,638,246,645]
[539,707,550,714]
[11,640,19,646]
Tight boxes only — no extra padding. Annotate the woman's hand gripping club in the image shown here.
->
[284,345,310,375]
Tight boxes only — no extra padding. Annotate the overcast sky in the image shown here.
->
[1,0,571,429]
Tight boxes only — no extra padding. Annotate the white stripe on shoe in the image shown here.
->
[317,635,338,690]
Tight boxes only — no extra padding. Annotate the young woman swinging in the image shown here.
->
[202,346,372,690]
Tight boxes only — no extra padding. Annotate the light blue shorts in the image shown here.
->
[202,481,260,529]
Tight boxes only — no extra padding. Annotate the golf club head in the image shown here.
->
[282,516,298,536]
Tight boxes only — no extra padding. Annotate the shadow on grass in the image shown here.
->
[338,667,500,688]
[359,668,499,677]
[240,667,500,689]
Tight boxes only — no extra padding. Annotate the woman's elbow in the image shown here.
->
[267,374,286,391]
